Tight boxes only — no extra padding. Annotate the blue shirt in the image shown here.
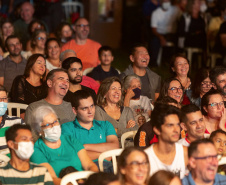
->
[61,118,117,145]
[182,173,226,185]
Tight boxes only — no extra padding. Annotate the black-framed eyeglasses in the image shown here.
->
[41,119,60,129]
[194,155,218,163]
[208,101,224,109]
[127,161,149,169]
[76,24,89,28]
[0,97,8,102]
[201,82,212,87]
[168,87,183,93]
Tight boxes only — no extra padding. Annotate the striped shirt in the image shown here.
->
[0,162,54,185]
[0,114,24,155]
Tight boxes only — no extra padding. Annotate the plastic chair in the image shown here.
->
[62,2,84,20]
[157,42,174,66]
[7,103,28,117]
[0,154,10,167]
[83,67,94,76]
[98,148,123,174]
[60,171,94,185]
[121,131,137,149]
[185,47,203,70]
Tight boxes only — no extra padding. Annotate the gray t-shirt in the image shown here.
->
[0,55,27,92]
[139,73,152,99]
[25,99,76,141]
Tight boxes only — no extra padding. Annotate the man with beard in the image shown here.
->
[0,35,27,92]
[209,66,226,107]
[61,18,101,70]
[62,57,97,104]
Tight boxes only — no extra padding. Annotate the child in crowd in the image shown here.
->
[88,46,119,83]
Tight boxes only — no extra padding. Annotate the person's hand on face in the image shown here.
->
[219,106,226,131]
[126,120,136,128]
[125,88,135,100]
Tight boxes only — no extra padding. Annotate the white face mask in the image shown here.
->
[200,3,207,13]
[14,141,34,160]
[162,2,171,10]
[44,125,61,142]
[0,102,7,117]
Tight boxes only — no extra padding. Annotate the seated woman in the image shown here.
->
[157,77,184,108]
[45,38,61,72]
[55,22,73,46]
[186,68,212,108]
[30,106,98,184]
[0,19,14,52]
[123,75,152,126]
[10,54,47,106]
[201,89,226,134]
[117,147,150,185]
[24,30,47,59]
[95,77,138,145]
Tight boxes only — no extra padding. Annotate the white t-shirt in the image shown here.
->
[129,96,151,125]
[178,138,190,147]
[46,59,60,72]
[151,5,181,34]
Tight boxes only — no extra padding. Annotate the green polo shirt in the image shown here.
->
[62,118,117,145]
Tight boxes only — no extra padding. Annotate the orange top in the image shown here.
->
[61,39,101,70]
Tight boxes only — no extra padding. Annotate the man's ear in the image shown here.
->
[153,126,160,136]
[47,79,52,88]
[72,25,76,32]
[129,55,135,63]
[189,157,196,169]
[180,122,187,131]
[72,107,77,115]
[7,140,14,150]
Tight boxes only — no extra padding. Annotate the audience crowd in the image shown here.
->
[0,0,226,185]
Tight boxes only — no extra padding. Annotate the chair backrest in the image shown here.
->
[7,103,28,117]
[83,67,94,76]
[60,171,94,185]
[62,2,84,20]
[0,154,10,167]
[98,148,123,174]
[121,131,137,149]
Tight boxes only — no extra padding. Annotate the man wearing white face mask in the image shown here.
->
[150,0,181,66]
[0,85,24,155]
[0,124,54,185]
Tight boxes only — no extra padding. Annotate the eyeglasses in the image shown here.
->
[168,87,183,93]
[194,155,218,163]
[76,24,89,28]
[0,97,8,102]
[208,101,224,109]
[41,119,60,129]
[127,161,149,169]
[36,37,46,41]
[201,82,212,87]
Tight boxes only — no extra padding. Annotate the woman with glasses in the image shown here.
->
[25,30,47,58]
[201,89,226,134]
[157,77,183,108]
[30,105,98,184]
[186,68,212,108]
[45,38,61,72]
[117,147,150,185]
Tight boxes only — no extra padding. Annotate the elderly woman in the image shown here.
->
[95,77,138,145]
[123,75,152,126]
[30,106,98,184]
[157,77,184,108]
[118,147,150,185]
[201,89,226,134]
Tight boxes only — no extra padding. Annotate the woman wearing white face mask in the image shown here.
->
[30,106,98,185]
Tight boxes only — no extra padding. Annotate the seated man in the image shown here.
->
[61,90,119,172]
[145,103,188,178]
[25,69,75,141]
[178,104,206,146]
[182,139,226,185]
[88,46,119,83]
[62,57,97,103]
[0,124,53,185]
[0,85,24,155]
